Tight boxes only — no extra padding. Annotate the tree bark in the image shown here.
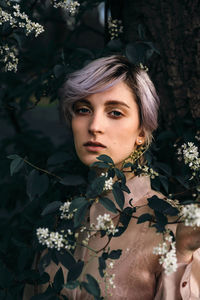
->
[123,0,200,127]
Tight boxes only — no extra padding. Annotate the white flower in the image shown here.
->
[0,45,18,72]
[153,234,177,275]
[108,261,114,269]
[177,142,200,175]
[181,204,200,227]
[159,241,177,275]
[53,0,80,16]
[59,201,74,219]
[108,17,123,40]
[103,177,114,191]
[36,227,77,251]
[95,213,118,235]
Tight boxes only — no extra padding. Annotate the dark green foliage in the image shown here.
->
[67,261,84,282]
[112,182,125,209]
[99,197,118,213]
[82,274,101,298]
[0,1,199,298]
[137,213,153,224]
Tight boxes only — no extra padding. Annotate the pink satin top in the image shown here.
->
[24,176,200,299]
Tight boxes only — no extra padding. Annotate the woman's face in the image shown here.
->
[71,81,144,168]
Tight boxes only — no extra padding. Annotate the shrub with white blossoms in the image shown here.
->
[0,4,44,72]
[53,0,80,16]
[94,213,118,236]
[0,45,18,72]
[181,204,200,227]
[59,200,75,219]
[177,142,200,175]
[0,5,44,37]
[36,227,77,251]
[108,17,123,40]
[153,234,177,275]
[37,228,65,251]
[103,177,114,191]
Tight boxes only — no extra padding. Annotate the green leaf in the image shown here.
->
[108,250,122,260]
[74,203,89,228]
[56,250,76,270]
[27,170,49,200]
[69,197,87,212]
[98,256,106,278]
[41,201,63,216]
[53,267,64,293]
[8,155,24,176]
[97,155,114,165]
[148,195,179,216]
[112,182,124,210]
[82,274,101,298]
[67,261,84,282]
[59,175,85,186]
[159,175,169,193]
[86,176,105,198]
[153,211,168,233]
[90,161,110,169]
[137,213,153,224]
[64,280,79,290]
[99,197,117,213]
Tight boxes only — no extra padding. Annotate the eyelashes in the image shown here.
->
[73,103,124,119]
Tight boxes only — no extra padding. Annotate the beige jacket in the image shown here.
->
[24,176,200,299]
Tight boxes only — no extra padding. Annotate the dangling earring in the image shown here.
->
[122,144,147,167]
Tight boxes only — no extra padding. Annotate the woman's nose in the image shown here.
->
[88,112,104,135]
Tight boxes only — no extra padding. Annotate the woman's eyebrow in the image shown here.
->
[105,100,130,108]
[76,99,90,104]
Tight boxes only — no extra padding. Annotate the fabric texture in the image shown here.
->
[23,175,200,299]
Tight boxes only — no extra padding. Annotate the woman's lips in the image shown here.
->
[83,141,106,152]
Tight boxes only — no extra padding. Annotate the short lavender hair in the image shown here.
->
[60,55,160,145]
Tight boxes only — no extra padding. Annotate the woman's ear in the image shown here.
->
[135,130,145,146]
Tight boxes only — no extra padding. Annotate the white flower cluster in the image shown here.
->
[177,142,200,175]
[0,5,44,37]
[103,177,114,191]
[53,0,80,16]
[13,4,44,37]
[0,7,16,26]
[0,45,18,72]
[59,200,75,219]
[108,273,116,289]
[138,164,159,179]
[181,204,200,227]
[108,17,123,40]
[103,270,116,293]
[153,234,177,275]
[101,172,114,191]
[94,213,118,235]
[36,227,76,251]
[139,63,149,72]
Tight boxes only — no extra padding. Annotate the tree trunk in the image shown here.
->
[123,0,200,127]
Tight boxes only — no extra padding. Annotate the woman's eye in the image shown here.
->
[109,110,123,117]
[75,107,91,114]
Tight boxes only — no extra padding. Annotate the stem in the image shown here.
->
[23,158,62,181]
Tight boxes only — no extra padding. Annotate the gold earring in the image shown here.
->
[122,145,147,167]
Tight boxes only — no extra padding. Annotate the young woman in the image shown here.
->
[24,55,200,299]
